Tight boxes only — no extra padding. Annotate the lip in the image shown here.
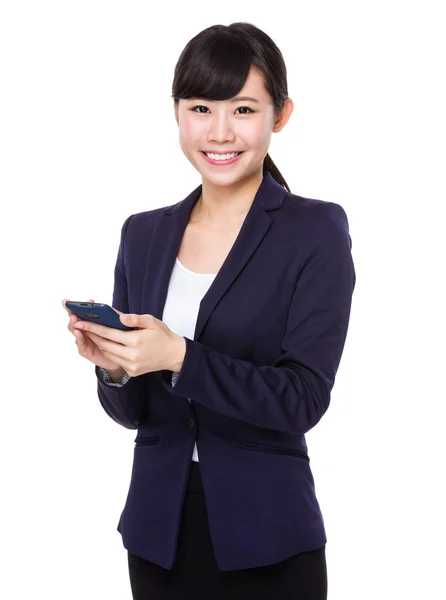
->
[201,151,244,166]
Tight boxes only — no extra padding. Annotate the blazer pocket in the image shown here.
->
[238,441,309,461]
[134,436,160,446]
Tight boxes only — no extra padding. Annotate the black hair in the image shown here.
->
[171,22,291,192]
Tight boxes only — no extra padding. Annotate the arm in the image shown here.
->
[160,203,356,436]
[95,215,149,429]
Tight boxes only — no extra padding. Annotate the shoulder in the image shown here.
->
[285,190,349,227]
[279,191,352,252]
[126,205,167,226]
[119,205,169,239]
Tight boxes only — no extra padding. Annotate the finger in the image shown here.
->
[62,299,73,315]
[118,313,150,330]
[84,330,133,361]
[74,329,88,354]
[67,314,80,333]
[73,319,130,343]
[101,349,131,373]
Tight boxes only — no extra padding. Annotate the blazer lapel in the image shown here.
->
[140,171,288,343]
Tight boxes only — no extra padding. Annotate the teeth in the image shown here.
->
[206,152,240,161]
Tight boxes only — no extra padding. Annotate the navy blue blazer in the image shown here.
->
[95,171,356,571]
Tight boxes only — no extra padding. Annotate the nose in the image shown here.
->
[207,111,236,144]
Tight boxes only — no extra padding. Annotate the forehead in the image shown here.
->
[236,67,269,100]
[184,66,270,104]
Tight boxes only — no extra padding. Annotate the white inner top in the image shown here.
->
[162,257,219,462]
[175,257,218,277]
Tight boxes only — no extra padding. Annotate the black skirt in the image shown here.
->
[128,460,327,600]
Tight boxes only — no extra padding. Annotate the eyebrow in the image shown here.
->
[188,95,260,104]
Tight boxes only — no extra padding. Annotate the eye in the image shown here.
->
[190,105,254,114]
[237,106,254,114]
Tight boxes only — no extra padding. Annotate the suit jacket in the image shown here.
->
[95,170,356,571]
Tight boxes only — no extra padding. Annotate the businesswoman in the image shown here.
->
[63,22,355,600]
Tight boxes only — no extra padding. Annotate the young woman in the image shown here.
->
[63,22,355,600]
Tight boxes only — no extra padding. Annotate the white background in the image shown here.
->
[1,1,445,598]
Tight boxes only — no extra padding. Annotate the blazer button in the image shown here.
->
[188,417,195,429]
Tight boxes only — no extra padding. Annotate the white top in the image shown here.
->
[161,257,218,462]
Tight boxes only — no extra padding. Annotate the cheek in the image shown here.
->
[179,116,202,143]
[243,129,271,151]
[238,118,272,149]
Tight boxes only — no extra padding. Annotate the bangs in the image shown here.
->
[173,33,255,101]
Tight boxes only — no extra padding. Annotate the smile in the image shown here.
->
[201,151,244,165]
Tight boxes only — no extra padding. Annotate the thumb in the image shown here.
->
[120,313,154,328]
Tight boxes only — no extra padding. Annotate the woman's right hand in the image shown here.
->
[62,298,126,377]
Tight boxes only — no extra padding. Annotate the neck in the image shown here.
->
[191,168,264,228]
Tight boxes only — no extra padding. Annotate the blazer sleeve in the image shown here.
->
[159,202,356,436]
[95,214,149,429]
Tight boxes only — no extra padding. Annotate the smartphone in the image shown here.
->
[65,301,138,331]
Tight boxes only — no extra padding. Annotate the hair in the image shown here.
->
[171,22,291,192]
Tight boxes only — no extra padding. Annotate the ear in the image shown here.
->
[174,101,179,126]
[272,97,294,133]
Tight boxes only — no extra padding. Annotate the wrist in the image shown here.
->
[107,366,126,382]
[169,335,186,372]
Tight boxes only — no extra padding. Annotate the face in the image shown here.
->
[174,66,293,186]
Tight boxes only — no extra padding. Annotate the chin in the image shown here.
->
[201,172,246,186]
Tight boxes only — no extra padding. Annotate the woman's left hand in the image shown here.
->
[73,311,186,376]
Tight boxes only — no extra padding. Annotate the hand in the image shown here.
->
[62,298,125,375]
[71,311,186,377]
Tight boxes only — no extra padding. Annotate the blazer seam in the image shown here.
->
[120,213,134,281]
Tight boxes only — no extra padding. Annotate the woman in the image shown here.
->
[63,22,355,600]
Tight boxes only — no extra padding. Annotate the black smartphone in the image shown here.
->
[65,301,138,331]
